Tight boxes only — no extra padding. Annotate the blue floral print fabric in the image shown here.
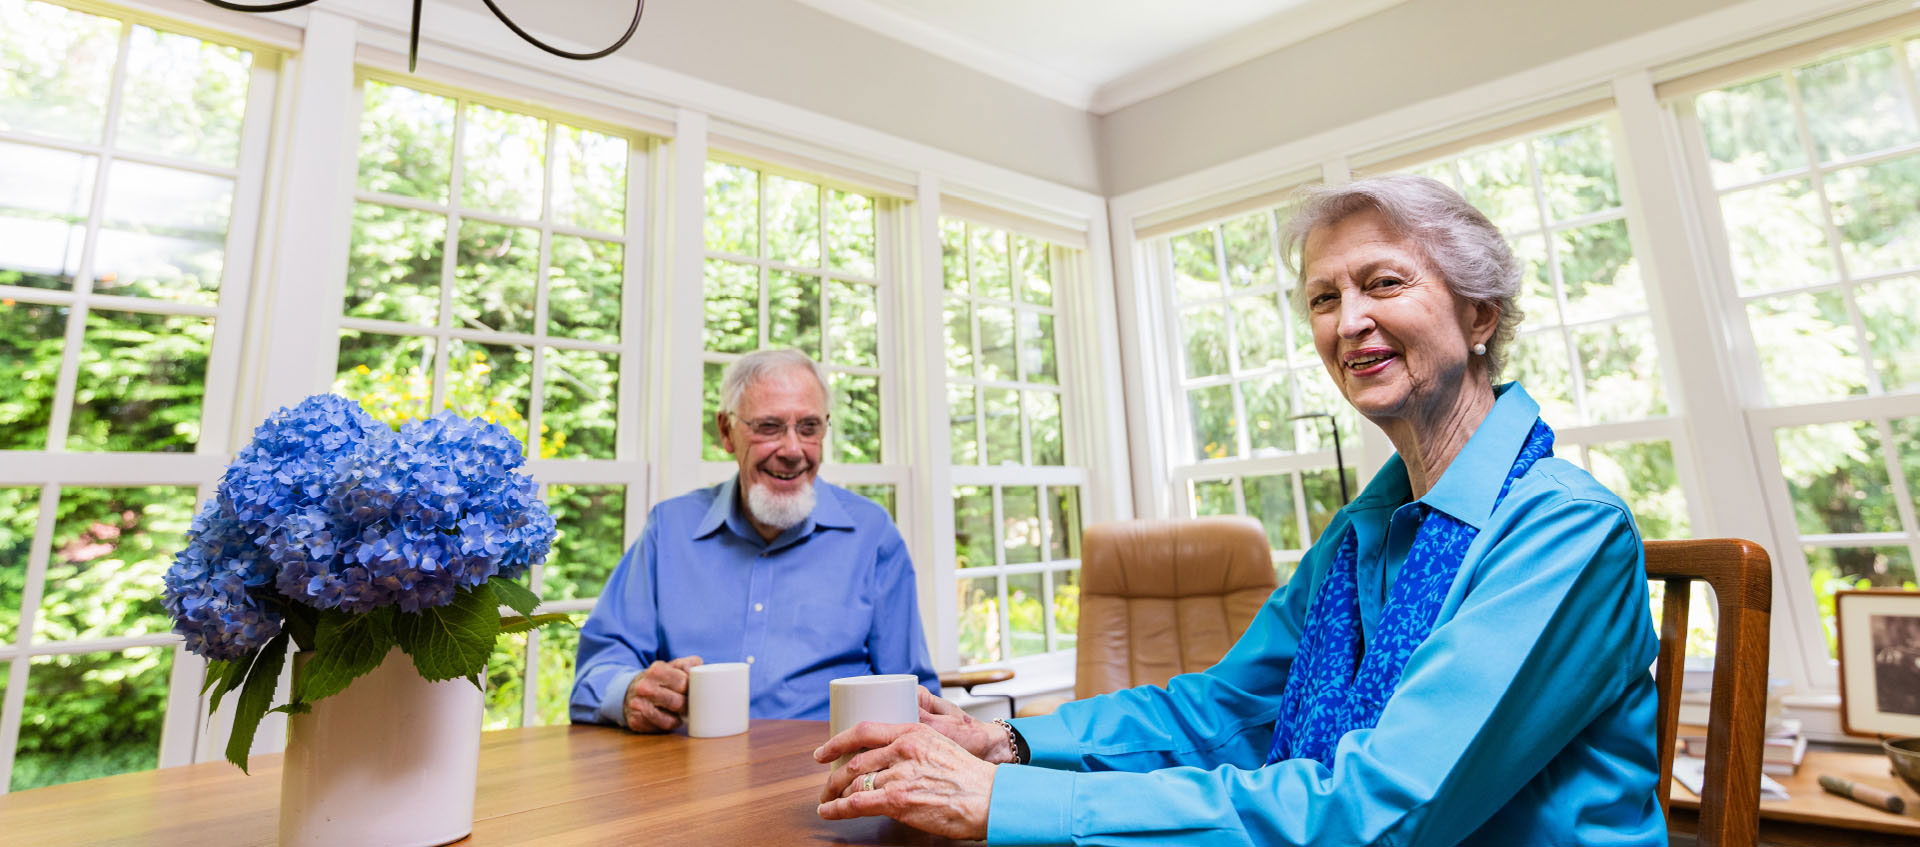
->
[1266,420,1555,767]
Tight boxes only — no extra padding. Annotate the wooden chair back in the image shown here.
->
[1645,538,1772,847]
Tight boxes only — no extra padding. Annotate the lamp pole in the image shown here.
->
[1289,413,1349,505]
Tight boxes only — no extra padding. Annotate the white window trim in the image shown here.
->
[0,6,282,788]
[0,0,1133,790]
[1106,0,1908,740]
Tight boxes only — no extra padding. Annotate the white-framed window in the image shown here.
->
[699,156,900,510]
[1400,117,1695,544]
[1384,115,1713,656]
[334,73,649,731]
[1149,201,1360,579]
[941,217,1087,666]
[0,0,273,792]
[1676,37,1920,668]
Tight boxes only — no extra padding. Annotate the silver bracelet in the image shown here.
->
[992,717,1029,765]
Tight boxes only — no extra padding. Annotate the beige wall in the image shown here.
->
[1096,0,1751,195]
[495,0,1104,193]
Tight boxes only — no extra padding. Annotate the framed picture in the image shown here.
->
[1835,590,1920,738]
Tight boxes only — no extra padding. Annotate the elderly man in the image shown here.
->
[571,349,939,732]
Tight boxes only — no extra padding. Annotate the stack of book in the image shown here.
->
[1678,718,1807,776]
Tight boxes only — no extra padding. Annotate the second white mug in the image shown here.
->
[827,673,919,767]
[686,662,750,738]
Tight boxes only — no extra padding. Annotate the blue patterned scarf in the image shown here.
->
[1265,420,1554,767]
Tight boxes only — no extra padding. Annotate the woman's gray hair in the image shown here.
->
[1279,174,1523,382]
[720,348,831,417]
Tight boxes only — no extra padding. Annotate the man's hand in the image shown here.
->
[916,686,1018,763]
[623,656,703,732]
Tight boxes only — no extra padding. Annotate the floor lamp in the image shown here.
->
[1289,412,1349,506]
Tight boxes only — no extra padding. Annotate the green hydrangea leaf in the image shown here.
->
[295,607,397,704]
[280,602,320,653]
[489,575,540,618]
[499,612,575,634]
[207,653,252,716]
[202,659,236,695]
[393,583,500,682]
[226,632,290,773]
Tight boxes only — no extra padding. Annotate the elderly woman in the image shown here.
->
[814,174,1664,846]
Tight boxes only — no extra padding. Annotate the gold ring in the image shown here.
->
[862,772,876,792]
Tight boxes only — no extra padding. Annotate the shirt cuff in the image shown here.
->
[1009,712,1079,769]
[986,764,1077,845]
[595,669,640,728]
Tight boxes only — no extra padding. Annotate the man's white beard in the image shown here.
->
[746,478,816,531]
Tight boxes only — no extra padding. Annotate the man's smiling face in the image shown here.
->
[717,364,827,539]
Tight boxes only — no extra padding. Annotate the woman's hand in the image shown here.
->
[814,721,996,841]
[916,686,1018,763]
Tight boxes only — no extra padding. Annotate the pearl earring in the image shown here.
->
[1472,342,1487,356]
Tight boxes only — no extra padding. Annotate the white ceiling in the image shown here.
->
[792,0,1411,114]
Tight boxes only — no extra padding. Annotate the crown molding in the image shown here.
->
[791,0,1097,110]
[1089,0,1410,114]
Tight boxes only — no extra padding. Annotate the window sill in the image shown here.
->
[946,653,1076,718]
[1781,692,1885,749]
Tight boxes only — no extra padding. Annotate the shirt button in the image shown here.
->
[746,655,756,664]
[753,603,764,612]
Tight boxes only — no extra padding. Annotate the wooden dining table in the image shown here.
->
[0,720,982,846]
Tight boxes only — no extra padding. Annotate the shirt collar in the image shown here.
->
[1343,382,1540,530]
[809,478,855,529]
[693,477,738,539]
[1418,382,1540,530]
[692,476,855,542]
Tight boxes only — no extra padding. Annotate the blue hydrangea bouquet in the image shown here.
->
[163,394,570,770]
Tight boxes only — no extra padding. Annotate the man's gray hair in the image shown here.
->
[720,348,831,417]
[1279,174,1523,382]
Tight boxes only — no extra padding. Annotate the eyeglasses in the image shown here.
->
[734,415,830,443]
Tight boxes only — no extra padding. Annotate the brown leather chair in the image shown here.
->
[1646,539,1772,847]
[1021,517,1277,716]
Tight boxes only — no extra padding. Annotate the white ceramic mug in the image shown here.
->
[827,673,920,766]
[686,662,750,738]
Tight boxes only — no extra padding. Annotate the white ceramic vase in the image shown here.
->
[278,647,483,847]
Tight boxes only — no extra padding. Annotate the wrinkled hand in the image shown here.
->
[814,721,996,840]
[916,686,1017,764]
[624,656,703,732]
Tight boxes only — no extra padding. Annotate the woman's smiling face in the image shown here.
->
[1300,208,1497,431]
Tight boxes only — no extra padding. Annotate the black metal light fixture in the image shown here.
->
[1289,412,1349,505]
[199,0,645,72]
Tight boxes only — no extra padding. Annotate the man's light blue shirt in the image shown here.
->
[991,383,1665,846]
[570,477,938,725]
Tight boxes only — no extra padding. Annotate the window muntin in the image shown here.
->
[942,219,1065,467]
[1166,210,1359,466]
[1688,42,1920,660]
[0,4,254,454]
[942,217,1086,667]
[1404,118,1692,539]
[1411,120,1665,428]
[337,76,642,731]
[1774,416,1920,657]
[955,483,1083,665]
[1695,44,1920,404]
[0,0,263,792]
[1188,468,1352,582]
[1157,201,1361,569]
[1402,119,1710,655]
[701,160,884,465]
[339,78,630,460]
